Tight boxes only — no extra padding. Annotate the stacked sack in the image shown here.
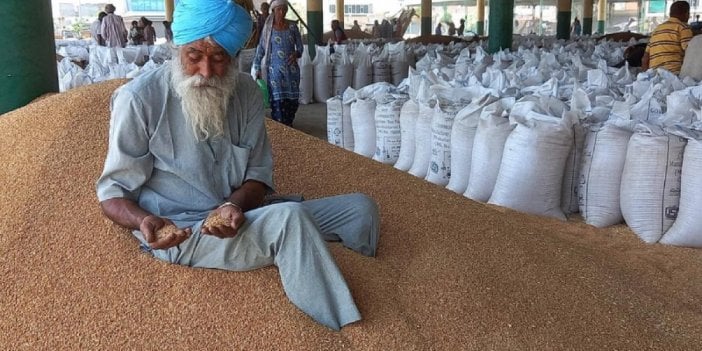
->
[325,36,702,248]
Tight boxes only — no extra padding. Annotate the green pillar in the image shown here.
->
[583,17,593,35]
[421,0,431,36]
[556,0,572,40]
[488,0,514,53]
[597,0,606,33]
[307,0,323,59]
[0,0,58,115]
[477,0,485,35]
[583,0,593,35]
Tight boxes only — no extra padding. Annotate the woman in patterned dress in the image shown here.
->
[253,0,304,126]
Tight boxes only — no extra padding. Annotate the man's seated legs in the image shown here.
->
[302,193,380,257]
[136,202,361,331]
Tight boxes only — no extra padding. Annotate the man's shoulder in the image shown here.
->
[119,65,171,98]
[235,71,257,91]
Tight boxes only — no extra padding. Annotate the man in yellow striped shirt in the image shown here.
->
[642,1,692,74]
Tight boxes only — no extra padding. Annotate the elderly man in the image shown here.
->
[100,4,127,48]
[96,0,379,331]
[642,1,693,74]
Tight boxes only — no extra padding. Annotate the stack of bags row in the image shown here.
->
[327,37,702,248]
[55,41,173,92]
[300,42,416,105]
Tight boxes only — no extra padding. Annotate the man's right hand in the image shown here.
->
[140,215,191,250]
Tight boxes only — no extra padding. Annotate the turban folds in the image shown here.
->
[172,0,252,56]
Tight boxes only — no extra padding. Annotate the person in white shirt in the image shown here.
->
[89,11,107,46]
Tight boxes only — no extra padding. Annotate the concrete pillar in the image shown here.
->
[308,0,323,58]
[421,0,431,36]
[488,0,514,53]
[0,0,58,115]
[583,0,593,35]
[477,0,486,36]
[556,0,572,39]
[597,0,606,33]
[165,0,174,22]
[336,0,344,26]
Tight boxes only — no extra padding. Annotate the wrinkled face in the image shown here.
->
[179,38,231,80]
[172,38,238,141]
[272,5,287,21]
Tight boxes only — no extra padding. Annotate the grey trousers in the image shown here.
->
[135,193,380,330]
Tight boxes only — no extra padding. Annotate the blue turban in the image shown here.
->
[172,0,252,56]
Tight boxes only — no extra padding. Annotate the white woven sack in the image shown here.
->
[373,94,408,164]
[326,97,354,151]
[350,98,377,157]
[299,48,314,104]
[454,47,472,79]
[446,95,497,194]
[621,127,686,243]
[313,46,332,103]
[408,101,436,178]
[354,63,372,89]
[660,138,702,247]
[372,60,391,84]
[561,122,587,215]
[425,102,461,186]
[579,121,635,228]
[680,36,702,80]
[91,46,118,66]
[332,61,354,97]
[488,111,575,220]
[394,100,419,171]
[464,99,516,202]
[353,44,373,89]
[391,60,410,86]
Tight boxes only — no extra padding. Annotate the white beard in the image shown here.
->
[171,57,239,141]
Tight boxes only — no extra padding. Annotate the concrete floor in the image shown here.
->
[267,102,327,140]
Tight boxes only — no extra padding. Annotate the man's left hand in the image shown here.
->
[202,204,246,238]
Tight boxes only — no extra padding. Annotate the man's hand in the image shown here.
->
[140,215,191,250]
[201,203,246,238]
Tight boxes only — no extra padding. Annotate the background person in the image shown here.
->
[642,1,692,74]
[128,20,143,45]
[256,2,270,38]
[100,3,128,48]
[371,20,380,38]
[331,19,347,44]
[90,11,107,46]
[162,20,173,42]
[571,17,582,36]
[97,0,379,331]
[457,18,465,36]
[351,20,361,31]
[447,22,456,36]
[141,17,156,45]
[253,0,304,126]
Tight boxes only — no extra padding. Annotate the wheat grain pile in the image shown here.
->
[1,80,701,349]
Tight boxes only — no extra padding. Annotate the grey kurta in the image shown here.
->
[96,64,371,330]
[100,13,127,48]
